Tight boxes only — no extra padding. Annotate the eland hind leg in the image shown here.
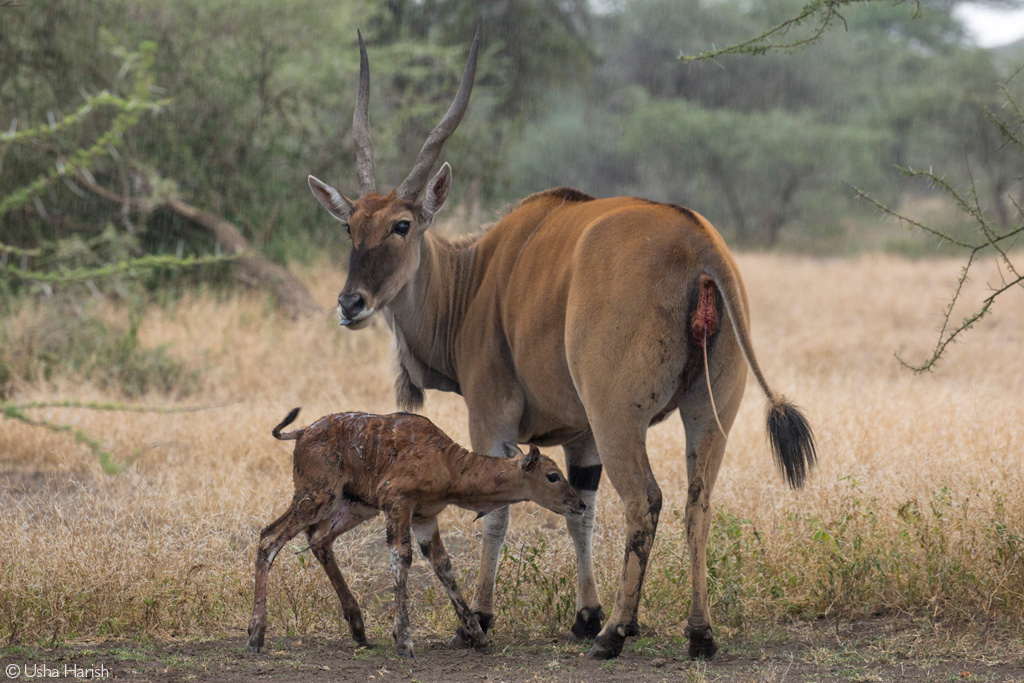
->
[566,283,690,658]
[569,348,675,659]
[583,416,661,660]
[677,325,747,660]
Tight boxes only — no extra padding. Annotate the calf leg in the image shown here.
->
[306,508,377,647]
[247,506,315,653]
[563,432,604,640]
[385,508,415,658]
[413,517,492,652]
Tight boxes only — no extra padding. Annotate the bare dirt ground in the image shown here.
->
[4,620,1024,683]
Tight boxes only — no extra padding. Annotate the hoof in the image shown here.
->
[686,625,718,661]
[473,638,494,655]
[623,619,640,638]
[348,615,368,646]
[450,611,494,649]
[350,624,369,647]
[585,624,627,660]
[569,606,605,641]
[393,628,414,659]
[246,624,265,654]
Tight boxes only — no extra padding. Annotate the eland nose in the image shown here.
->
[338,292,366,320]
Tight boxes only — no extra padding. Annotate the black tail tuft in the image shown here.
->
[272,407,301,440]
[766,398,817,489]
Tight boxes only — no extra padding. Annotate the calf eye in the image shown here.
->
[546,472,560,483]
[393,220,411,236]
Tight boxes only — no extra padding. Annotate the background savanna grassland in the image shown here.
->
[2,0,1024,681]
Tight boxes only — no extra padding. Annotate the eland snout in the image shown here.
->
[338,291,372,328]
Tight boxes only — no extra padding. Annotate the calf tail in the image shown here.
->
[766,397,816,489]
[272,407,303,441]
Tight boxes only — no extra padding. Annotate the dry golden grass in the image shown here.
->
[1,252,1022,648]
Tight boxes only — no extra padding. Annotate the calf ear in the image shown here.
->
[309,175,355,222]
[520,445,541,473]
[502,442,523,458]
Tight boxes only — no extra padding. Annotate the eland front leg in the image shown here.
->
[451,397,520,647]
[563,432,604,640]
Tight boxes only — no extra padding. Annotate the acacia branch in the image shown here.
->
[5,253,232,283]
[679,0,920,63]
[2,402,127,474]
[2,398,244,474]
[853,178,1024,373]
[905,272,1024,373]
[75,170,321,319]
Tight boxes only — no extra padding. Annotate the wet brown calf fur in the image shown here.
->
[247,408,585,658]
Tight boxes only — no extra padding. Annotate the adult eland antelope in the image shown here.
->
[306,28,816,660]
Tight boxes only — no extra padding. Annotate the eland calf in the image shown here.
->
[246,408,585,658]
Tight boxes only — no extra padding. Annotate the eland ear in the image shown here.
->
[520,445,541,473]
[421,162,452,222]
[308,175,355,222]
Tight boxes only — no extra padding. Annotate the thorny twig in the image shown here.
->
[1,399,243,473]
[679,0,921,63]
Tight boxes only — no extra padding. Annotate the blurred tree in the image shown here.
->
[1,0,1017,257]
[503,0,1018,248]
[0,0,595,254]
[624,97,883,246]
[1,46,239,451]
[678,0,1024,369]
[0,1,355,262]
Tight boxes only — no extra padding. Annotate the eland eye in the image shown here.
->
[392,220,411,236]
[546,472,560,483]
[343,223,351,237]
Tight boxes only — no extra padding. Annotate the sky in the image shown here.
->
[953,2,1024,47]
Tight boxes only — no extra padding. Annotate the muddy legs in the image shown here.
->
[309,536,368,646]
[415,518,493,653]
[587,471,662,659]
[248,504,373,654]
[247,510,309,653]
